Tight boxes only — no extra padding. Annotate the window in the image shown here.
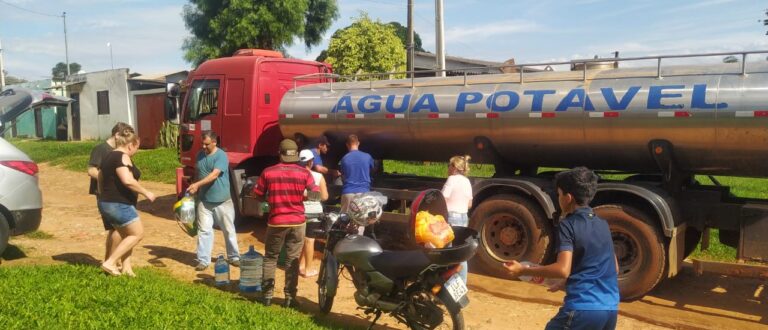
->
[186,80,220,120]
[97,90,110,115]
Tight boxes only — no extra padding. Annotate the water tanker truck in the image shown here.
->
[169,49,768,300]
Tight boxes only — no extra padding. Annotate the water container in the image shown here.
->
[214,254,230,287]
[517,261,562,288]
[174,192,197,236]
[239,245,263,293]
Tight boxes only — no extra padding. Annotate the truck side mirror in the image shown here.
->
[165,83,181,124]
[165,98,179,124]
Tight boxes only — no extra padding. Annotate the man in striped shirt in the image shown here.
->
[252,139,318,308]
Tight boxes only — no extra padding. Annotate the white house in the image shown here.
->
[65,68,134,140]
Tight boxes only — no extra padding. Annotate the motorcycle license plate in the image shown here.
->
[445,274,468,302]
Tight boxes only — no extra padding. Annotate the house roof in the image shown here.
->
[129,70,189,82]
[415,51,504,67]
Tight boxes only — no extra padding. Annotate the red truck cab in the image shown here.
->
[172,49,331,209]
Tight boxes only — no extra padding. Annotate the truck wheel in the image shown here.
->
[594,205,665,301]
[469,194,551,278]
[0,212,9,256]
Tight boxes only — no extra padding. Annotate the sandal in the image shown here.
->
[300,269,318,278]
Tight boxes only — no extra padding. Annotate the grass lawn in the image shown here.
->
[0,264,347,329]
[11,139,179,184]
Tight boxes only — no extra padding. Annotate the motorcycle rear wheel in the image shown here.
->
[405,291,465,330]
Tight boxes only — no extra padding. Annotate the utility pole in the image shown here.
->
[62,11,70,98]
[435,0,446,77]
[63,12,70,77]
[108,42,114,69]
[407,0,415,77]
[0,39,6,89]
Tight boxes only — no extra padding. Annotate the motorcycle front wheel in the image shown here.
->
[405,290,465,330]
[317,252,339,314]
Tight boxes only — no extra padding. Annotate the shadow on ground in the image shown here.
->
[52,252,100,266]
[1,244,28,261]
[191,272,396,330]
[144,244,197,268]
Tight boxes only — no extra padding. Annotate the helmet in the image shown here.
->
[348,192,387,227]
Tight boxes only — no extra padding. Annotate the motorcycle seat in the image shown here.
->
[369,249,432,279]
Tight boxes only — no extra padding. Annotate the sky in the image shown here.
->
[1,0,767,81]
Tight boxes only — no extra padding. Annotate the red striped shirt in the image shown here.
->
[253,163,317,226]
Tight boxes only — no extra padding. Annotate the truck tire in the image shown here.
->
[469,194,552,278]
[0,212,9,257]
[594,205,665,301]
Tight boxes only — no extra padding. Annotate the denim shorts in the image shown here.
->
[97,201,139,228]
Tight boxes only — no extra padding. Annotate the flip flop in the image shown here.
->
[101,263,122,276]
[301,269,318,278]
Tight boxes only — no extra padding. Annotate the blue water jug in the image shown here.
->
[239,245,263,293]
[214,254,230,287]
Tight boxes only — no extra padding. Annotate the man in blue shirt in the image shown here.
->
[339,134,375,212]
[505,167,619,330]
[187,131,240,271]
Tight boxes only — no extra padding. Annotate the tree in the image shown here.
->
[315,20,424,62]
[325,13,407,78]
[764,8,768,35]
[182,0,338,66]
[388,21,425,52]
[51,62,82,81]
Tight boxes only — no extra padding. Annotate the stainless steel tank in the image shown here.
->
[279,62,768,177]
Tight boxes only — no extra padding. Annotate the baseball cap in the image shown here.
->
[299,149,314,163]
[279,139,299,163]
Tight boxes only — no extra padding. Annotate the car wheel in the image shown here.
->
[0,212,10,256]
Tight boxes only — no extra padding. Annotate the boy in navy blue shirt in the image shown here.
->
[505,167,619,330]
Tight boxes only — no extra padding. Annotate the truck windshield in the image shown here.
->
[186,79,220,121]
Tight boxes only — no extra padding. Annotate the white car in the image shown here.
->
[0,88,70,254]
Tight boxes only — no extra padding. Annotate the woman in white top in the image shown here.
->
[441,155,473,283]
[299,149,328,278]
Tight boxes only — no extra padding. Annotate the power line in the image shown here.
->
[0,0,61,17]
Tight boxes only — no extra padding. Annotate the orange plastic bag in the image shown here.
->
[414,211,455,248]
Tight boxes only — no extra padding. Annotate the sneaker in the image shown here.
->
[262,297,272,306]
[228,259,240,267]
[194,262,208,271]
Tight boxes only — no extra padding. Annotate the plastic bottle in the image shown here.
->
[239,245,263,294]
[214,254,230,287]
[517,261,562,288]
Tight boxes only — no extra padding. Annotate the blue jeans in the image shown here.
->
[545,308,617,330]
[196,199,240,266]
[447,211,469,284]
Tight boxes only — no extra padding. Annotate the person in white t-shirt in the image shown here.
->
[441,155,473,283]
[298,149,328,278]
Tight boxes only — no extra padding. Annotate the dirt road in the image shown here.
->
[4,164,766,329]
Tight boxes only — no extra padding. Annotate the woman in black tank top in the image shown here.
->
[98,128,156,277]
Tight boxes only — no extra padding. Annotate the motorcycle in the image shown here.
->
[313,190,479,330]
